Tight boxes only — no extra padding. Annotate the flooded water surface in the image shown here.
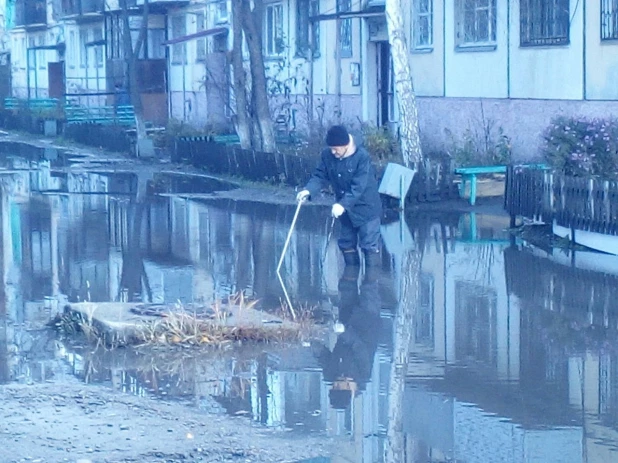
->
[1,143,618,462]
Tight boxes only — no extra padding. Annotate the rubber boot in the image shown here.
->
[363,249,381,280]
[342,248,360,267]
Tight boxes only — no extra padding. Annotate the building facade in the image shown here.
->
[2,1,618,159]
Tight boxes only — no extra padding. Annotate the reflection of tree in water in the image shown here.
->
[386,251,421,462]
[119,175,152,302]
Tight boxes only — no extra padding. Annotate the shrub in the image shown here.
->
[446,125,512,167]
[359,122,401,165]
[542,116,618,177]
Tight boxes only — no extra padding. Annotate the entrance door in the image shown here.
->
[48,62,65,99]
[376,41,394,127]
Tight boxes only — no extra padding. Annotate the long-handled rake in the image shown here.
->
[276,199,305,320]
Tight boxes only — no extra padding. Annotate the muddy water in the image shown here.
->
[1,143,618,462]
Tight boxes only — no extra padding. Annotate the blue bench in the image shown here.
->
[65,105,135,126]
[454,165,507,206]
[455,164,549,205]
[4,97,60,111]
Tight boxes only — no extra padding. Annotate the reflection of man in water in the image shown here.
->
[313,264,381,409]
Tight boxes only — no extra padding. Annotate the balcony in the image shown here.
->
[60,0,104,18]
[14,0,47,27]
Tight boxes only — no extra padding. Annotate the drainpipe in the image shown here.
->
[582,0,586,99]
[335,18,341,122]
[308,18,314,123]
[506,0,510,98]
[34,50,38,98]
[27,48,31,100]
[442,0,446,97]
[182,55,186,120]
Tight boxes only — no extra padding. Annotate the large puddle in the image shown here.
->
[1,143,618,461]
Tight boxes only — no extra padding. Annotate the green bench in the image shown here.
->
[4,97,60,110]
[455,164,549,205]
[65,105,136,126]
[454,165,507,206]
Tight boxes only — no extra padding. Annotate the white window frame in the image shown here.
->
[79,29,88,68]
[215,0,229,24]
[196,11,206,62]
[338,0,352,58]
[68,31,76,69]
[171,15,187,65]
[36,34,45,70]
[413,0,433,50]
[264,2,284,58]
[92,28,104,68]
[455,0,497,48]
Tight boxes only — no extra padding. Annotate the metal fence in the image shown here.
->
[505,166,618,235]
[173,137,315,187]
[172,137,459,202]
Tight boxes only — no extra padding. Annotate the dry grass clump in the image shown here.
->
[52,292,320,348]
[135,293,316,347]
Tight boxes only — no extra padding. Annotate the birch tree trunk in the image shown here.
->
[120,0,149,152]
[385,0,423,168]
[241,0,277,153]
[230,0,253,149]
[385,250,421,461]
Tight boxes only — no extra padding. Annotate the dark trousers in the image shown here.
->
[338,216,381,252]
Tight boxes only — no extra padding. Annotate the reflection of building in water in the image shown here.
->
[0,158,337,383]
[506,247,618,463]
[401,214,618,463]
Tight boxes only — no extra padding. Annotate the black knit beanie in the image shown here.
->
[326,125,350,147]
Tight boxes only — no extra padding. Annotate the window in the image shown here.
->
[296,0,309,57]
[296,0,320,58]
[28,37,35,69]
[520,0,569,46]
[215,0,229,24]
[196,12,206,61]
[171,15,187,64]
[601,0,618,40]
[37,35,45,70]
[80,29,89,68]
[413,0,433,49]
[149,28,166,59]
[311,0,320,57]
[338,0,352,57]
[264,3,284,57]
[93,28,103,68]
[68,31,76,68]
[456,0,496,47]
[106,15,122,59]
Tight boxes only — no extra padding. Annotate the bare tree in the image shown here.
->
[229,0,276,152]
[385,0,423,168]
[118,0,150,156]
[230,0,253,149]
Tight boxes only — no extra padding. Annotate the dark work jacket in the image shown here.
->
[304,146,382,228]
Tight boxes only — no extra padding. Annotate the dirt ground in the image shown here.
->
[0,380,333,463]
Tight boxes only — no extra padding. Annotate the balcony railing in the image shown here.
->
[60,0,104,17]
[14,0,47,26]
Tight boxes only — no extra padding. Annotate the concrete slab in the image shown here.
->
[67,302,300,346]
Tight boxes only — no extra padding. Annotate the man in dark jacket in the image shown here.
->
[296,125,382,267]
